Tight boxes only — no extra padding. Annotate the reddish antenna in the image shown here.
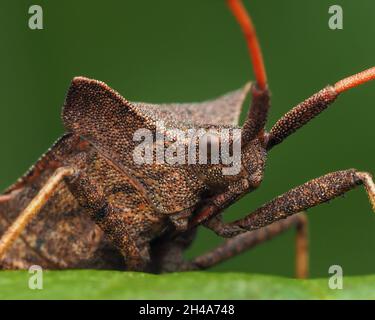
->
[334,66,375,94]
[227,0,267,90]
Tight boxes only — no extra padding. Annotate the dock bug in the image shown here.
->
[1,0,375,278]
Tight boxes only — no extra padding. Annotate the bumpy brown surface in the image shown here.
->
[0,76,373,272]
[0,77,255,271]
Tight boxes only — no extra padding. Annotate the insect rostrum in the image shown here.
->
[0,0,375,278]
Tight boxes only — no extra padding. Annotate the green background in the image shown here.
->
[0,0,374,278]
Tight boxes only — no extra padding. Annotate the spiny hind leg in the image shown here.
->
[0,167,76,260]
[184,213,308,278]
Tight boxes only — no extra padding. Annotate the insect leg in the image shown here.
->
[92,208,151,271]
[205,169,375,238]
[187,213,309,278]
[150,229,197,273]
[64,164,152,271]
[267,67,375,149]
[295,213,309,279]
[0,167,76,259]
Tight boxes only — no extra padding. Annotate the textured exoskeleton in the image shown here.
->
[0,77,256,271]
[1,0,375,277]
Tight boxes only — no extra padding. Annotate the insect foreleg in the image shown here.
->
[0,166,76,259]
[205,169,375,238]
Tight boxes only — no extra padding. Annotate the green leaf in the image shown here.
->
[0,271,373,299]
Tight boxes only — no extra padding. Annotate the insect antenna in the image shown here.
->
[334,66,375,93]
[267,66,375,149]
[227,0,271,145]
[227,0,267,90]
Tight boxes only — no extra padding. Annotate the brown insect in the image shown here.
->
[0,0,375,278]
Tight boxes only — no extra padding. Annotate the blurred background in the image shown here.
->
[0,0,374,278]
